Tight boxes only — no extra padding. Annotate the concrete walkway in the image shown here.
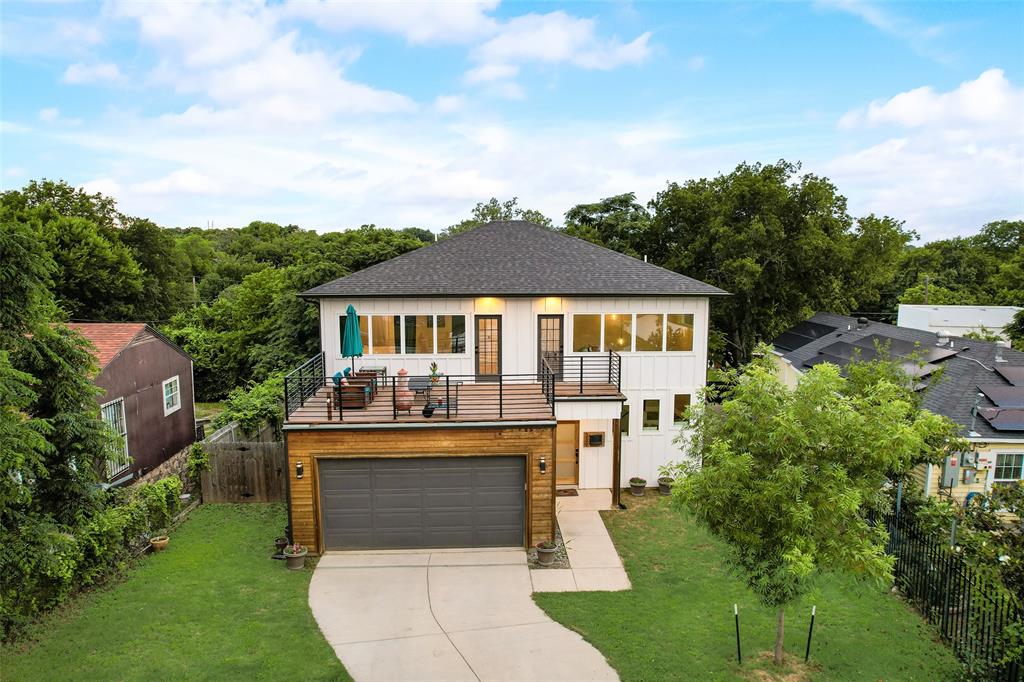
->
[532,489,631,593]
[310,548,619,682]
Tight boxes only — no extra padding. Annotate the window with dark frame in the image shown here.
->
[673,394,691,425]
[642,399,660,431]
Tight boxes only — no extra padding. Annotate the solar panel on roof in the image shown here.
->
[817,341,876,361]
[979,408,1024,432]
[791,320,837,340]
[774,331,811,352]
[979,386,1024,409]
[996,365,1024,386]
[773,322,838,352]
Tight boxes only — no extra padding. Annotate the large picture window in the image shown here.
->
[404,315,434,354]
[573,314,601,352]
[371,315,401,354]
[603,314,632,352]
[437,315,466,354]
[666,314,694,351]
[635,314,664,351]
[339,314,369,354]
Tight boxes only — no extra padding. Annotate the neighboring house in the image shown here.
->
[283,221,726,553]
[69,323,196,484]
[897,304,1021,347]
[772,313,1024,505]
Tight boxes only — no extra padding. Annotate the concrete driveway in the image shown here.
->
[309,549,619,682]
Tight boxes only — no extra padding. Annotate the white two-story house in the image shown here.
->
[282,221,727,553]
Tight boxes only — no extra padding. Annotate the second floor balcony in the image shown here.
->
[283,351,621,426]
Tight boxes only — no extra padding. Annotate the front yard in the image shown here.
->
[1,504,349,681]
[535,494,960,681]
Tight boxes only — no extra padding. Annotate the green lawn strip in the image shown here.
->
[194,401,227,421]
[535,495,959,681]
[1,504,349,682]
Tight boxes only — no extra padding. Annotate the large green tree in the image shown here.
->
[672,349,961,664]
[443,197,553,237]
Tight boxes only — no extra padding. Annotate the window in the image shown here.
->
[620,403,630,437]
[101,398,130,478]
[162,376,181,416]
[339,314,369,354]
[404,315,434,354]
[642,399,660,431]
[604,314,632,352]
[371,315,400,354]
[666,313,694,351]
[573,314,601,352]
[437,315,467,354]
[635,314,664,351]
[673,394,691,425]
[994,453,1024,483]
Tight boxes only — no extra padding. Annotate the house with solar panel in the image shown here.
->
[772,313,1024,504]
[280,221,727,553]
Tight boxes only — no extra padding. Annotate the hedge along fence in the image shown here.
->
[0,476,183,641]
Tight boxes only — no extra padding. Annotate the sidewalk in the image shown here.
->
[531,489,631,593]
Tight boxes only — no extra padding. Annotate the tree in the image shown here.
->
[120,216,192,320]
[1006,309,1024,348]
[2,179,120,232]
[671,349,961,664]
[563,192,652,257]
[650,161,913,363]
[401,226,437,244]
[443,197,553,237]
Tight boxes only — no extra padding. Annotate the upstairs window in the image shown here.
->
[437,315,467,354]
[573,314,601,352]
[404,315,434,354]
[635,314,664,351]
[339,314,369,355]
[666,314,694,351]
[163,376,181,416]
[603,314,632,352]
[371,315,400,354]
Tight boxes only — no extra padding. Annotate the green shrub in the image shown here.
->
[213,372,285,438]
[186,442,210,484]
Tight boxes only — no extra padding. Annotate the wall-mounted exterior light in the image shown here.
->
[295,460,304,479]
[539,456,547,474]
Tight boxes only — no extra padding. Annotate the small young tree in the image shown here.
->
[672,347,961,665]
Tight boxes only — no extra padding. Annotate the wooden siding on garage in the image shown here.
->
[286,425,556,554]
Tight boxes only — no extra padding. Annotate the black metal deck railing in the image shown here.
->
[283,352,325,416]
[543,351,621,394]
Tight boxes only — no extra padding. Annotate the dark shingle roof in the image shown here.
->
[301,221,728,298]
[773,312,1024,440]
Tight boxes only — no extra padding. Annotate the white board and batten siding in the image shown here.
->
[317,295,710,487]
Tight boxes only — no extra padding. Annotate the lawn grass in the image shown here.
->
[535,494,960,681]
[194,401,227,421]
[1,504,349,682]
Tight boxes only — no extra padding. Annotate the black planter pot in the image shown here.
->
[422,404,435,418]
[629,482,646,497]
[274,536,288,552]
[658,478,673,496]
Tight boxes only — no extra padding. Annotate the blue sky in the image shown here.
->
[1,1,1022,240]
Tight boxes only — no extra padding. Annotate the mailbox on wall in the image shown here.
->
[942,455,960,488]
[584,432,605,447]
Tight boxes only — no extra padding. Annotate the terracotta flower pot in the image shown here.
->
[285,548,308,570]
[150,536,169,552]
[395,369,414,411]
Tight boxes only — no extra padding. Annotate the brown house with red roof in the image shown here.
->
[69,323,196,484]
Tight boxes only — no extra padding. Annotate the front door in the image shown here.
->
[555,421,579,486]
[475,315,502,380]
[538,314,564,378]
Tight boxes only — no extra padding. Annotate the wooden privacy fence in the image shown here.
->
[200,441,287,503]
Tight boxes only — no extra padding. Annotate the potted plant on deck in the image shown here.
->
[429,362,442,385]
[629,477,646,497]
[536,540,558,566]
[283,543,308,570]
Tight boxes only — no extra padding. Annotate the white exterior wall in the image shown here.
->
[897,304,1021,347]
[318,295,710,487]
[555,400,621,489]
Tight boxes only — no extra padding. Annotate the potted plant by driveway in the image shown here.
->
[150,535,170,551]
[536,540,557,566]
[629,477,646,497]
[658,477,674,496]
[283,543,308,570]
[275,536,289,552]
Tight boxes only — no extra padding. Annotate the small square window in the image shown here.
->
[162,376,181,416]
[642,399,660,431]
[673,394,691,425]
[994,453,1024,483]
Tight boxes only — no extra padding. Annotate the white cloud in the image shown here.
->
[62,61,122,84]
[281,0,499,44]
[81,177,122,197]
[465,62,520,84]
[827,69,1024,239]
[132,168,223,195]
[433,95,466,113]
[687,55,705,71]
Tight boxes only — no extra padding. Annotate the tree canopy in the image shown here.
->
[671,348,962,664]
[443,197,553,237]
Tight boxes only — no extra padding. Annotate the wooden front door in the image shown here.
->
[538,314,564,378]
[555,421,578,486]
[475,315,502,380]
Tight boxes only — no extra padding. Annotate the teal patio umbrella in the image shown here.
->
[341,304,364,371]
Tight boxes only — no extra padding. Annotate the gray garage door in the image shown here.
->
[319,456,526,550]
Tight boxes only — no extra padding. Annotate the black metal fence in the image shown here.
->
[882,509,1022,681]
[283,352,325,416]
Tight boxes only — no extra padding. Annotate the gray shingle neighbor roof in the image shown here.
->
[301,221,728,298]
[773,312,1024,440]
